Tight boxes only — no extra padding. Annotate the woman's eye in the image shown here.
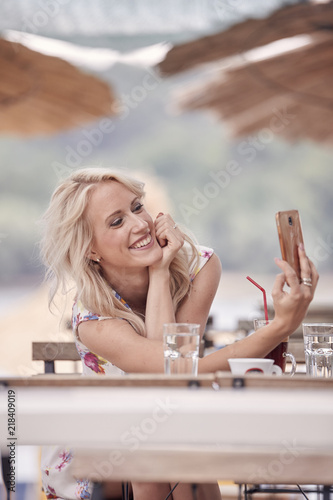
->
[133,203,143,212]
[109,203,143,226]
[110,218,123,227]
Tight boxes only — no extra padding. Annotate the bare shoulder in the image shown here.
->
[194,252,222,288]
[205,252,222,274]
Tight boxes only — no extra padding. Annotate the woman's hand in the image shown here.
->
[150,212,184,272]
[271,244,319,336]
[145,213,184,337]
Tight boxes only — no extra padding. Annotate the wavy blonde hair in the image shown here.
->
[40,167,199,336]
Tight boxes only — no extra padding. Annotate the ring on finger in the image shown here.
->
[173,223,178,229]
[301,277,312,287]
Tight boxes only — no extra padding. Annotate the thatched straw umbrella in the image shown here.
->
[159,1,333,144]
[0,38,116,135]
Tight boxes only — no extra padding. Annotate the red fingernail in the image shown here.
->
[299,243,304,251]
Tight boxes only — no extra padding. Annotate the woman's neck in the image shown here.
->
[104,265,149,313]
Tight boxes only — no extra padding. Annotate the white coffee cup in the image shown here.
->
[228,358,282,376]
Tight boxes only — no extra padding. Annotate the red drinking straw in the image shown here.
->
[246,276,269,322]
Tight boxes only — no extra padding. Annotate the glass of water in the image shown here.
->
[163,323,200,376]
[303,323,333,378]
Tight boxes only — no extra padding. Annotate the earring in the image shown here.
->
[95,258,101,263]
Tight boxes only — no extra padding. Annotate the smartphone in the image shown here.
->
[275,210,304,280]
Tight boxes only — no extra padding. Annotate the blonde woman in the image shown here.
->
[40,167,318,500]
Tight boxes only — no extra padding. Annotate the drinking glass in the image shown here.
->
[254,319,296,376]
[163,323,200,375]
[303,323,333,378]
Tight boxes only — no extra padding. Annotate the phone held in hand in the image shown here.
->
[276,209,304,281]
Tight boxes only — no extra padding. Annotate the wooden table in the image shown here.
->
[1,374,333,485]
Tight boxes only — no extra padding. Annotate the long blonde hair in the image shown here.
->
[40,167,199,336]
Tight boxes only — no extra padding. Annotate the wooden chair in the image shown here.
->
[32,342,80,374]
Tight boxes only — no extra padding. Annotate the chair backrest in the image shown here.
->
[32,342,80,374]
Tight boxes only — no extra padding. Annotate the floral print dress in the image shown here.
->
[40,245,213,499]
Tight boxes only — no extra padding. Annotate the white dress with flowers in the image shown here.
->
[41,245,214,499]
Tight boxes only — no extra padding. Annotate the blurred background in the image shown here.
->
[0,0,333,498]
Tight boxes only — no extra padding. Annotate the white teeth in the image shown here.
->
[131,233,151,249]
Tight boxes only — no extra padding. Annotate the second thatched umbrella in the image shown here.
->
[159,1,333,145]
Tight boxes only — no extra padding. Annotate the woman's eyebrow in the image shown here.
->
[104,196,139,224]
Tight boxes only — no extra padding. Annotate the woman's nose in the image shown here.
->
[131,214,149,232]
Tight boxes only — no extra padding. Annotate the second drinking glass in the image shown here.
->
[163,323,200,376]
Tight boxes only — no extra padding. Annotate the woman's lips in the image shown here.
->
[130,232,153,250]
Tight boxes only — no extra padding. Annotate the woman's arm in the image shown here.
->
[176,252,222,336]
[146,250,222,340]
[145,214,221,340]
[144,213,184,340]
[200,245,319,371]
[145,267,175,339]
[78,246,318,374]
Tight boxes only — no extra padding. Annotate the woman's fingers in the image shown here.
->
[274,245,319,297]
[271,271,287,300]
[298,244,312,280]
[273,246,319,310]
[154,213,168,247]
[155,214,182,239]
[298,245,319,291]
[156,226,184,248]
[273,256,299,289]
[298,246,319,301]
[309,257,319,288]
[154,213,184,253]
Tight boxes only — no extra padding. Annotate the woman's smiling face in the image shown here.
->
[86,180,163,274]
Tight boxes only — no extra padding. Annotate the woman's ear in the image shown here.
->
[88,249,101,262]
